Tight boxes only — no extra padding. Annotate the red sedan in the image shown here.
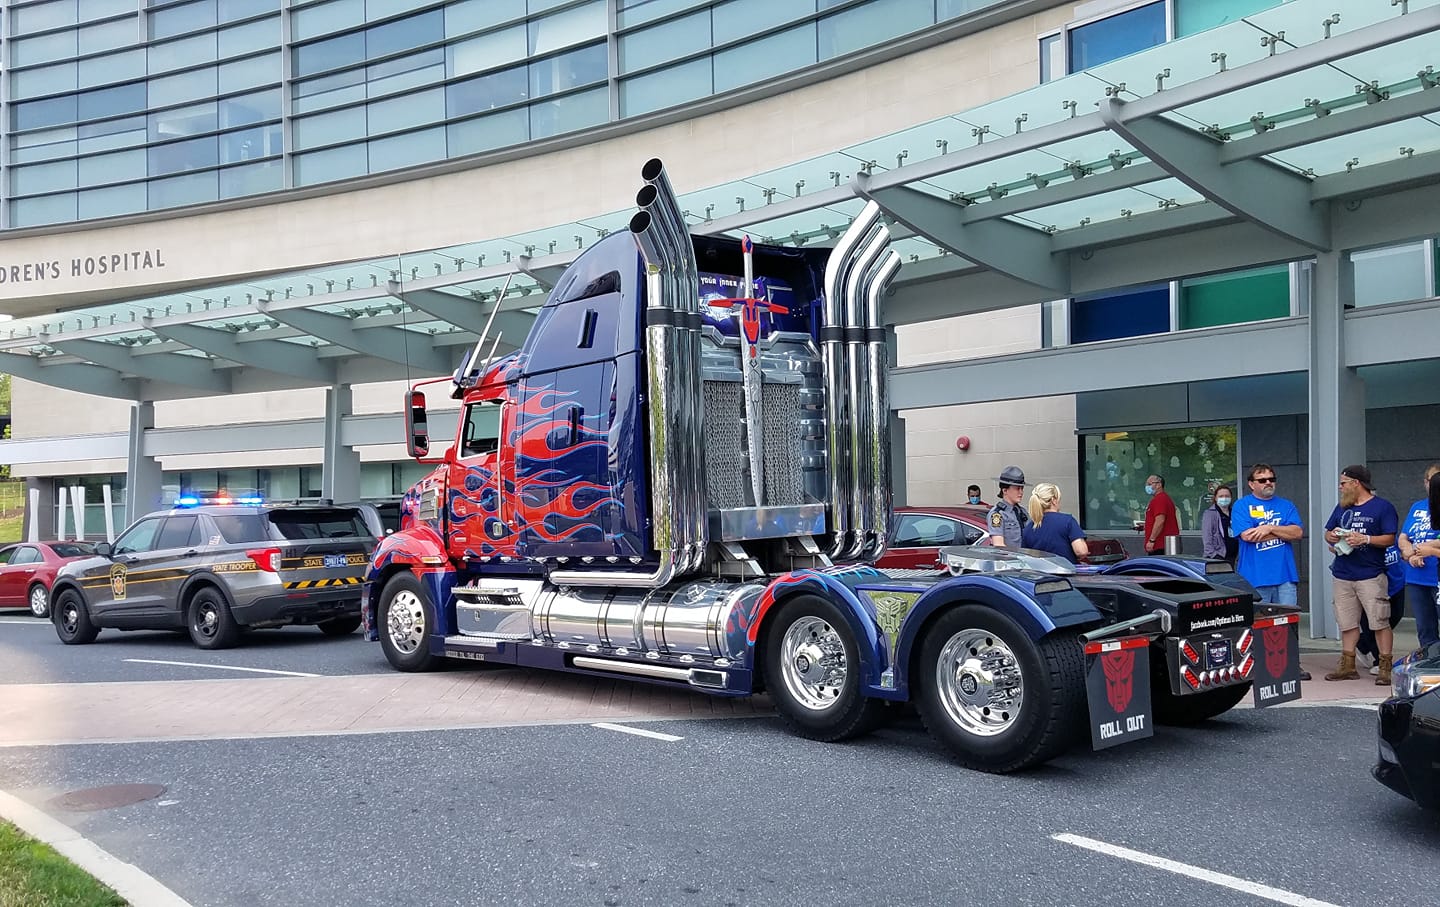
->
[0,541,97,619]
[878,505,1127,570]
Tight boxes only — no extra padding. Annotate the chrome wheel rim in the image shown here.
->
[387,590,426,655]
[60,602,79,634]
[935,629,1024,737]
[194,602,218,639]
[779,616,849,711]
[29,586,47,616]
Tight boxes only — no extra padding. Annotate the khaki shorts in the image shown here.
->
[1333,575,1390,632]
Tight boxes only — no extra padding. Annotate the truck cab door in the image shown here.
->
[448,398,508,561]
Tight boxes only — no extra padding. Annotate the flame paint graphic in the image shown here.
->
[448,371,624,558]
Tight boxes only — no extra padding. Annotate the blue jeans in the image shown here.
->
[1254,582,1298,606]
[1407,583,1439,649]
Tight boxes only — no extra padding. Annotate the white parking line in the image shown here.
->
[591,722,684,742]
[0,619,47,625]
[123,659,320,678]
[1052,833,1342,907]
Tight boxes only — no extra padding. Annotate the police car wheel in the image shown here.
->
[764,594,884,742]
[1149,652,1250,725]
[317,615,362,636]
[915,605,1085,773]
[53,589,99,645]
[188,587,241,650]
[378,573,439,672]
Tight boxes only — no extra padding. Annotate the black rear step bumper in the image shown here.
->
[233,588,361,628]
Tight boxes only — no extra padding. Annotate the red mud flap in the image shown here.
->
[1250,614,1302,707]
[1083,637,1154,750]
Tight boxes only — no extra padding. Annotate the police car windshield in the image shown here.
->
[266,509,368,540]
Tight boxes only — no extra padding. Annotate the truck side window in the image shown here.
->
[461,400,501,457]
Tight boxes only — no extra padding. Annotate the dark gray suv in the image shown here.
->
[50,502,378,650]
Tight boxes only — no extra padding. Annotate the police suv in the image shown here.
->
[50,498,378,650]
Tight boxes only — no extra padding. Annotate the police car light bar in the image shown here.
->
[174,495,264,508]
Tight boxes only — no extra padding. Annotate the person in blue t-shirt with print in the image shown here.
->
[1022,482,1087,564]
[1231,463,1310,680]
[1397,466,1440,651]
[1322,465,1400,685]
[1358,543,1408,676]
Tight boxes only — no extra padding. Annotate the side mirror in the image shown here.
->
[405,389,430,458]
[95,542,113,558]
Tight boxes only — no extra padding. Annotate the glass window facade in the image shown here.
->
[5,0,1066,228]
[1079,424,1240,531]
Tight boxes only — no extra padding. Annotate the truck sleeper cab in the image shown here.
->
[363,159,1301,773]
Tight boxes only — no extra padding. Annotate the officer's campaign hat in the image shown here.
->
[994,465,1028,487]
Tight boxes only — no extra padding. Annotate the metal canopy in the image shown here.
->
[1,0,1436,401]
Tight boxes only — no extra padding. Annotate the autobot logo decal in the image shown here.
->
[1101,650,1136,713]
[1263,624,1289,679]
[109,563,127,601]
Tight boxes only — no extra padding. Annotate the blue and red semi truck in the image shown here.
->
[362,159,1302,772]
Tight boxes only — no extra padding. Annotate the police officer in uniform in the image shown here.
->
[988,465,1030,548]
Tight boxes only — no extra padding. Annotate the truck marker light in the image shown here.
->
[1181,640,1200,664]
[246,548,282,572]
[1237,629,1253,655]
[1239,654,1255,679]
[1181,665,1201,690]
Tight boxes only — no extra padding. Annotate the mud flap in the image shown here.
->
[1083,637,1154,750]
[1251,613,1302,707]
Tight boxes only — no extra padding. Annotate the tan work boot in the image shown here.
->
[1376,653,1393,686]
[1325,652,1359,681]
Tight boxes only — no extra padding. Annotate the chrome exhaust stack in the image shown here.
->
[549,208,678,589]
[843,227,893,559]
[821,201,884,559]
[862,251,902,560]
[641,158,707,575]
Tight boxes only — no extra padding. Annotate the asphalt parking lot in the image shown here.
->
[0,615,1433,907]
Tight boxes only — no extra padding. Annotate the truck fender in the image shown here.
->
[1104,555,1257,597]
[745,566,890,696]
[364,527,456,641]
[889,576,1104,698]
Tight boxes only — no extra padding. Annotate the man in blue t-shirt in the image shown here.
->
[1231,463,1311,680]
[1398,465,1440,650]
[1322,464,1399,684]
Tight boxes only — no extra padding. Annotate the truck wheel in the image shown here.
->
[1150,654,1250,725]
[378,573,439,672]
[53,589,99,645]
[764,594,884,742]
[317,615,362,636]
[28,583,50,619]
[915,605,1084,773]
[189,587,241,650]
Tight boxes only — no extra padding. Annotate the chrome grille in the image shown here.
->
[703,380,745,509]
[762,382,805,505]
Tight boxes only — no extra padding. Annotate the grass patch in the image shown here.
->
[0,819,127,907]
[0,512,22,544]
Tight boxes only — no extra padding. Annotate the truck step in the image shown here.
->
[571,655,728,690]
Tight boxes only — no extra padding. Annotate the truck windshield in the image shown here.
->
[267,509,369,540]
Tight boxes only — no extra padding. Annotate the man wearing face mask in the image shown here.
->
[987,466,1029,548]
[966,484,987,507]
[1142,474,1179,555]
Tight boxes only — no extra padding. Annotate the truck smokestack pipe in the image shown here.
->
[863,250,902,560]
[821,202,882,559]
[843,227,892,559]
[641,161,707,574]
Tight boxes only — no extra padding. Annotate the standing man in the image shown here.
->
[987,466,1029,549]
[1231,463,1310,680]
[1397,465,1440,651]
[1142,474,1179,555]
[1322,465,1399,685]
[966,484,987,507]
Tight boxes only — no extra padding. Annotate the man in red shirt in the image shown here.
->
[1144,473,1180,555]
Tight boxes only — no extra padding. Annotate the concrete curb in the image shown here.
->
[0,788,194,907]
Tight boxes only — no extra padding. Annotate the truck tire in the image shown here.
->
[53,588,99,645]
[914,605,1085,773]
[317,615,362,636]
[189,587,241,650]
[1150,653,1250,725]
[377,572,440,672]
[764,594,884,742]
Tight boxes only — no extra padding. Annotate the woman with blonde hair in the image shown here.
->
[1021,482,1089,563]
